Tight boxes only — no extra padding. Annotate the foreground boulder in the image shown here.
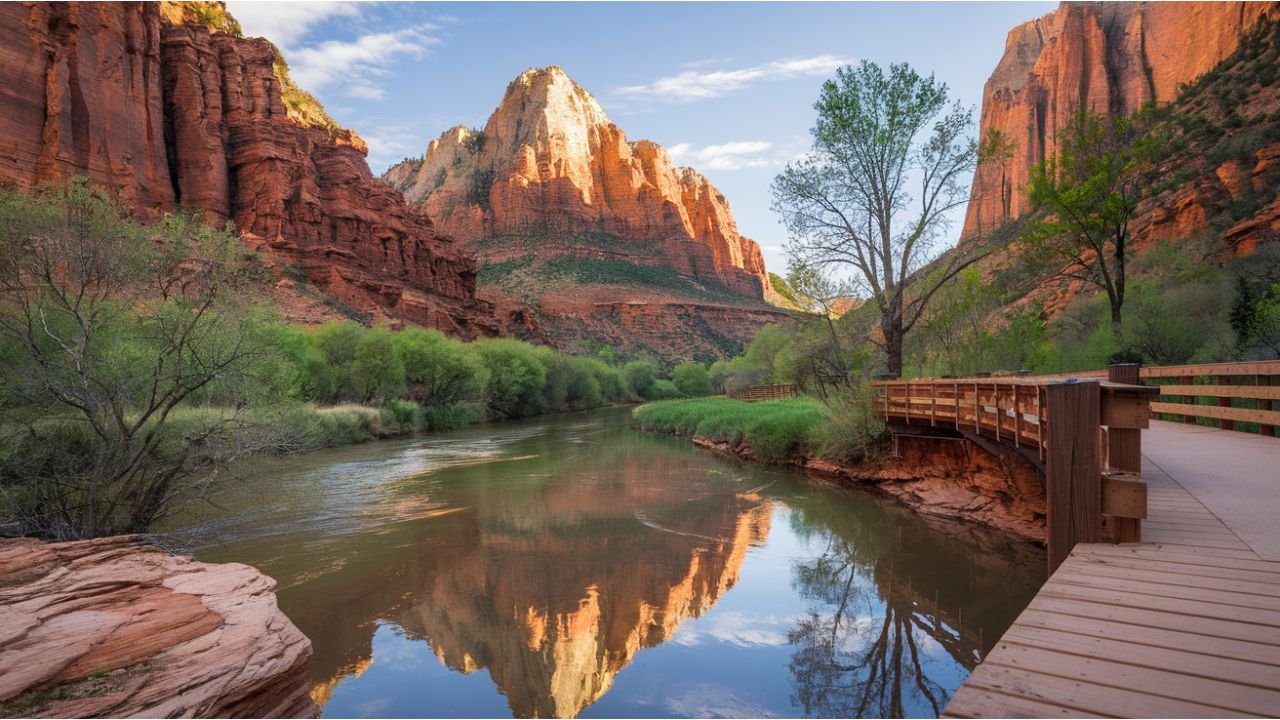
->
[0,536,316,718]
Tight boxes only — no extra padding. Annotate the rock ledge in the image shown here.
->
[0,536,316,718]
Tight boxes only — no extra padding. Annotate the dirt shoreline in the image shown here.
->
[686,434,1047,545]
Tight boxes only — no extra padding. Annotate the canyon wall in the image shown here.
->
[384,66,770,300]
[963,1,1278,240]
[0,2,494,336]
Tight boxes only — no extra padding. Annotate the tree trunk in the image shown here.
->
[883,313,905,379]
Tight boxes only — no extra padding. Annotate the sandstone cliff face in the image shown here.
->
[964,1,1279,240]
[382,66,791,359]
[0,536,316,718]
[0,2,494,336]
[383,66,770,300]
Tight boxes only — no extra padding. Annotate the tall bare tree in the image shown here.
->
[772,61,990,377]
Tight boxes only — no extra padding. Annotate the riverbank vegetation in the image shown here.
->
[0,184,717,540]
[633,389,885,465]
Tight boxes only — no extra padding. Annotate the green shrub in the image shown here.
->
[813,386,887,464]
[394,328,489,407]
[382,399,420,432]
[672,362,712,397]
[474,339,547,419]
[623,360,659,399]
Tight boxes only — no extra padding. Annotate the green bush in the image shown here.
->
[474,339,547,419]
[623,359,659,399]
[672,362,712,397]
[813,386,887,464]
[394,328,489,408]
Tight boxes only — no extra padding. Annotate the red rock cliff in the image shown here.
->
[382,66,771,301]
[0,2,494,336]
[963,1,1279,240]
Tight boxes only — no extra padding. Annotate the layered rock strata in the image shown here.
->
[0,2,493,335]
[383,66,770,300]
[0,536,316,718]
[964,1,1279,239]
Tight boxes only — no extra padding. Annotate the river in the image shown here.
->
[174,406,1044,718]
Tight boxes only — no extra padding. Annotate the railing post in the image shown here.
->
[1264,375,1276,438]
[1104,364,1146,543]
[1044,381,1102,574]
[1218,376,1235,431]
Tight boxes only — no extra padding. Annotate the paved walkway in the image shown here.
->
[944,422,1280,718]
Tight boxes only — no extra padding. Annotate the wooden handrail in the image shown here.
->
[873,368,1157,573]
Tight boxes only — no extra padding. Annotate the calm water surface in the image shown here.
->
[175,407,1044,718]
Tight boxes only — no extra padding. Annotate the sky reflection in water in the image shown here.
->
[178,408,1043,718]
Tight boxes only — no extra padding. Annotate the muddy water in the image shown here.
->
[175,407,1044,718]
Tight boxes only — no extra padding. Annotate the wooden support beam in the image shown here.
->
[1044,381,1102,574]
[1263,376,1276,438]
[1218,376,1235,431]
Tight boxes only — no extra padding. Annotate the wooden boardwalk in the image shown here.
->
[945,421,1280,718]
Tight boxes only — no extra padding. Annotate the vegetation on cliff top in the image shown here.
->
[271,50,346,135]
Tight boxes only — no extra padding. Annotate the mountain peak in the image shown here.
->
[495,65,611,137]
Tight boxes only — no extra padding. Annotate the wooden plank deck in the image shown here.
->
[944,422,1280,719]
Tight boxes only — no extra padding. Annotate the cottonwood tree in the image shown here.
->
[0,182,276,539]
[772,61,993,377]
[1025,109,1159,332]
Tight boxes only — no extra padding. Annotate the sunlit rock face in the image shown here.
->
[963,1,1278,240]
[0,536,316,718]
[383,67,792,359]
[0,2,495,336]
[384,66,769,300]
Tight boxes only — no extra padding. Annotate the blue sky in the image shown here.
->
[225,1,1055,274]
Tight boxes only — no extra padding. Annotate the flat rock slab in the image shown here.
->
[0,536,317,718]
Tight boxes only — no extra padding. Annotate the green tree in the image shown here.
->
[474,339,546,419]
[772,61,989,377]
[350,326,405,403]
[0,183,273,538]
[1025,109,1159,332]
[978,127,1018,229]
[672,362,712,397]
[393,328,489,407]
[623,359,659,400]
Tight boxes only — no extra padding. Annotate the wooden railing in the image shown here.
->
[1141,360,1280,436]
[873,366,1157,573]
[728,383,799,402]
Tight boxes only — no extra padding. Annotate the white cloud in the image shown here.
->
[359,122,433,172]
[667,140,778,171]
[289,26,439,93]
[227,3,441,103]
[225,1,359,48]
[616,54,853,102]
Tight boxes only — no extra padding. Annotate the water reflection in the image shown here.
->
[176,408,1041,718]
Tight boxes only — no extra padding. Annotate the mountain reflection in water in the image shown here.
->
[176,408,1043,718]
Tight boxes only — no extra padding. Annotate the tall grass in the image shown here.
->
[633,392,886,465]
[632,397,828,462]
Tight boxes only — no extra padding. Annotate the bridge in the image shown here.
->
[873,361,1280,718]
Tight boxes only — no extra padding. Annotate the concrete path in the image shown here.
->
[1143,420,1280,560]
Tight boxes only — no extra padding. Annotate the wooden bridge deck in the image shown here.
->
[944,420,1280,718]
